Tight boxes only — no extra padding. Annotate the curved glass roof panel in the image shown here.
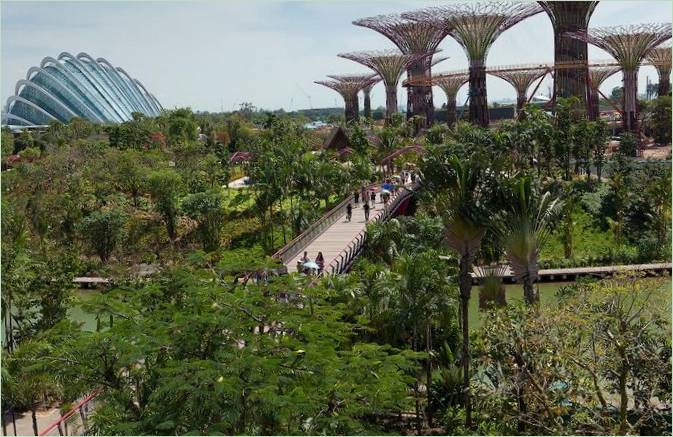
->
[5,52,161,126]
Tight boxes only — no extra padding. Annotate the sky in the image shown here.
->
[2,0,671,113]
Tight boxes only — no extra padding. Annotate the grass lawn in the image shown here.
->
[541,209,617,261]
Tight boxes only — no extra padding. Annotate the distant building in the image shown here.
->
[303,120,329,129]
[3,52,162,127]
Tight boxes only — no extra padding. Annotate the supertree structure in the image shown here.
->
[353,14,450,127]
[338,50,431,121]
[586,62,621,119]
[403,2,543,127]
[327,73,380,121]
[487,64,550,113]
[360,77,382,119]
[566,23,672,133]
[538,2,599,106]
[645,44,672,96]
[432,71,470,127]
[315,74,376,122]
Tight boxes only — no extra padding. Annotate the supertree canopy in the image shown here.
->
[432,71,470,127]
[487,64,550,112]
[566,23,672,133]
[538,2,599,106]
[338,50,430,120]
[645,44,672,96]
[404,2,543,127]
[586,62,621,119]
[353,14,450,127]
[315,74,376,122]
[327,73,380,121]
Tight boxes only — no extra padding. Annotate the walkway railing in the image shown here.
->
[324,183,418,275]
[272,184,376,265]
[38,391,98,436]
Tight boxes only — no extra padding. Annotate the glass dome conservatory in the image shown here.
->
[3,52,162,126]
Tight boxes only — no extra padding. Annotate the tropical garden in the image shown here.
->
[1,94,671,435]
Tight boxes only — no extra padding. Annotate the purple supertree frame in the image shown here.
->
[338,49,432,122]
[353,13,450,127]
[315,74,378,123]
[566,23,672,133]
[404,2,543,127]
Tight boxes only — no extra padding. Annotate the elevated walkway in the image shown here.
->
[273,182,417,275]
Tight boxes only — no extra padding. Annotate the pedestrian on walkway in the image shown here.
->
[316,252,324,273]
[370,190,376,204]
[301,251,309,263]
[361,185,367,206]
[346,203,352,222]
[354,191,359,204]
[363,202,370,222]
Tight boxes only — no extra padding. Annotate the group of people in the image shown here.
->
[297,251,324,275]
[346,188,374,223]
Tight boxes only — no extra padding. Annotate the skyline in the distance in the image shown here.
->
[2,1,671,113]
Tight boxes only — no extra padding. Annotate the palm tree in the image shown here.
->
[364,219,403,265]
[436,157,490,428]
[389,250,453,430]
[495,176,562,305]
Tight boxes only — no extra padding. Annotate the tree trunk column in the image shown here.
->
[516,93,527,114]
[588,88,600,120]
[407,61,434,128]
[554,24,589,105]
[363,89,372,119]
[658,68,671,96]
[622,68,638,133]
[446,94,457,128]
[344,93,359,123]
[385,85,398,121]
[468,61,489,128]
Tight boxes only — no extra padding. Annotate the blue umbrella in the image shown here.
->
[303,261,320,270]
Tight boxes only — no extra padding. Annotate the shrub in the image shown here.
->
[79,209,126,262]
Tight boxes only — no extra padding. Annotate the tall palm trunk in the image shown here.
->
[31,408,38,436]
[458,255,473,428]
[522,274,539,306]
[426,321,433,428]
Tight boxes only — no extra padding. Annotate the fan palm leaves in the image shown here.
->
[494,176,562,306]
[434,156,491,428]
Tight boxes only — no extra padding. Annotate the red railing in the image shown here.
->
[39,390,99,436]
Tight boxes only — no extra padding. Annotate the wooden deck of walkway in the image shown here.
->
[471,262,671,284]
[286,198,389,273]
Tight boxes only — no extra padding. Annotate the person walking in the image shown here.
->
[346,203,352,222]
[354,191,359,205]
[370,190,376,205]
[360,185,367,206]
[363,201,370,222]
[316,252,324,274]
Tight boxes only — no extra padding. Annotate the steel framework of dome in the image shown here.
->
[3,51,162,126]
[353,14,451,127]
[338,50,431,120]
[403,2,543,128]
[565,23,672,132]
[645,44,672,96]
[538,1,599,107]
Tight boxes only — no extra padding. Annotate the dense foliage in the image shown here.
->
[1,98,671,435]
